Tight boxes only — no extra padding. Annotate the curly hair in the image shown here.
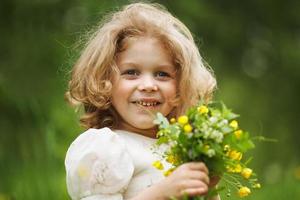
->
[65,2,217,129]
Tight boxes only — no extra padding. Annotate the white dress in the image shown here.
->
[65,127,167,200]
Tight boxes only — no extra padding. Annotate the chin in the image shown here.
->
[134,122,156,130]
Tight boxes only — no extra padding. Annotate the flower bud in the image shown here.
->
[197,105,209,114]
[241,168,253,179]
[152,160,164,170]
[183,124,193,133]
[238,186,251,197]
[234,130,243,139]
[229,120,238,130]
[178,115,188,125]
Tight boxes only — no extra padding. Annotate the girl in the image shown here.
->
[65,2,218,200]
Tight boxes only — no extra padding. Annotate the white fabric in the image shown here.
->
[65,128,166,200]
[81,194,122,200]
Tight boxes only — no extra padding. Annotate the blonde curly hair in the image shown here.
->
[65,2,217,129]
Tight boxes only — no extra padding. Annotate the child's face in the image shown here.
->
[111,36,177,137]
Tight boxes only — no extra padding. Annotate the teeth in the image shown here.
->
[136,101,159,107]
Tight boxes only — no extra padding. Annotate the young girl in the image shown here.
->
[65,2,218,200]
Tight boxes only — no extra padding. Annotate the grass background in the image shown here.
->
[1,0,300,199]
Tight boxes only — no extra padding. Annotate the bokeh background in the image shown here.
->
[1,0,299,199]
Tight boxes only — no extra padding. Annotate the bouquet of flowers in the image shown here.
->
[152,101,261,199]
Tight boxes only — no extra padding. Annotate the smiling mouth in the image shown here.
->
[133,101,161,107]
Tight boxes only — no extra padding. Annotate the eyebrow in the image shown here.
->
[119,62,176,71]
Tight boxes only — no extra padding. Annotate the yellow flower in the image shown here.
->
[163,168,175,177]
[253,183,261,189]
[152,160,164,170]
[157,130,164,137]
[241,168,253,179]
[227,164,242,173]
[178,115,188,125]
[170,118,176,124]
[166,155,177,164]
[234,130,243,139]
[228,150,243,161]
[238,186,251,197]
[229,120,238,130]
[197,105,209,114]
[224,144,230,151]
[234,164,242,173]
[183,124,193,133]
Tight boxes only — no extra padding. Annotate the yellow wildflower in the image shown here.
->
[152,160,164,170]
[227,164,243,173]
[163,168,175,177]
[229,120,238,130]
[197,105,209,114]
[170,118,176,124]
[253,183,261,189]
[224,144,230,151]
[157,130,164,137]
[241,168,253,179]
[166,155,177,164]
[234,130,243,139]
[238,186,251,197]
[178,115,188,125]
[183,124,193,133]
[234,164,243,173]
[228,150,243,161]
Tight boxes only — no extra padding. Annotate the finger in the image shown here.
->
[186,162,209,174]
[181,183,208,197]
[182,179,209,189]
[187,171,210,185]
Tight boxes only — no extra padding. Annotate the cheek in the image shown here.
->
[111,80,133,104]
[165,81,177,98]
[161,81,177,106]
[112,80,125,95]
[111,85,122,106]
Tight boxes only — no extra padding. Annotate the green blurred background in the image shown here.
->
[1,0,299,199]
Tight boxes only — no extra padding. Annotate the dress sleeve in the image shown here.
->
[65,128,134,200]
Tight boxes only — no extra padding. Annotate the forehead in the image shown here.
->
[116,36,175,67]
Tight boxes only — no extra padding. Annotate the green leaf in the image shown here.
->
[236,139,255,152]
[207,186,225,198]
[221,102,239,120]
[156,136,169,145]
[153,112,169,129]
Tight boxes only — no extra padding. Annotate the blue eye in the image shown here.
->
[122,69,139,76]
[156,71,170,77]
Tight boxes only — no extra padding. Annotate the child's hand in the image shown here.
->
[159,162,210,199]
[130,162,219,200]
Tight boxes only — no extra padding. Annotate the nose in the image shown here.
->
[137,75,158,92]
